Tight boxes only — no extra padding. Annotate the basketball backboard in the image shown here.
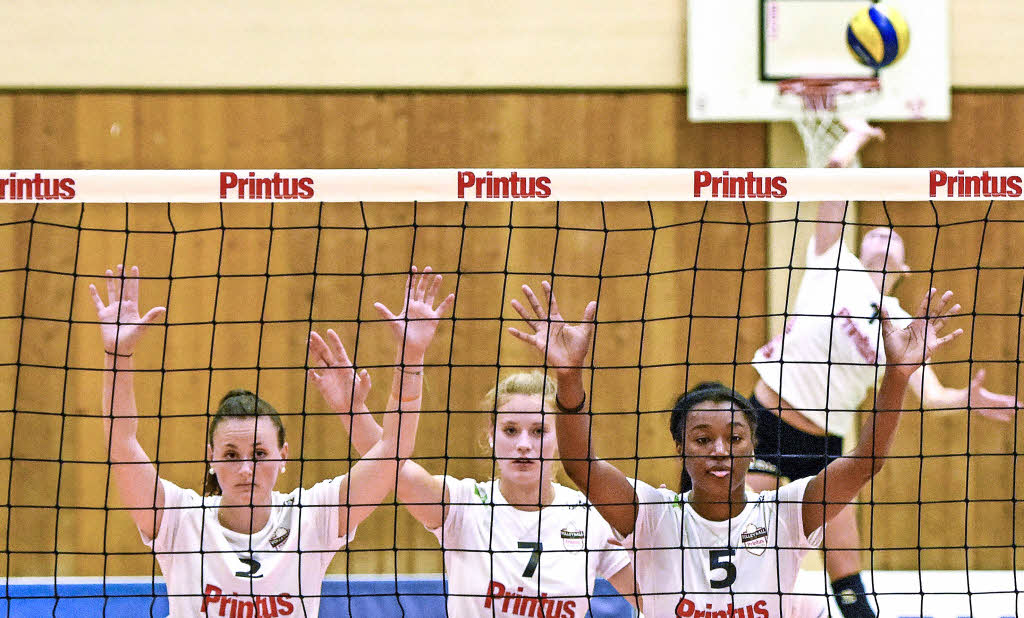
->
[687,0,950,121]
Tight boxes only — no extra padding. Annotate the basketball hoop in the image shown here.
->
[777,77,880,168]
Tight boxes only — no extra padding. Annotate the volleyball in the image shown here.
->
[846,4,910,69]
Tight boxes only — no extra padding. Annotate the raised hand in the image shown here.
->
[882,288,963,378]
[508,281,597,370]
[88,265,166,356]
[374,266,455,365]
[967,369,1021,423]
[308,329,371,414]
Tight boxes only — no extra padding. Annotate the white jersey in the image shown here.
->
[625,476,823,618]
[430,477,630,618]
[142,476,351,618]
[752,238,912,436]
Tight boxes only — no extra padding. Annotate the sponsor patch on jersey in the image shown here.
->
[741,522,768,556]
[269,526,290,549]
[560,524,585,551]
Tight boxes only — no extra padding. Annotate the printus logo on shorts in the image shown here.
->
[675,598,769,618]
[485,580,577,617]
[560,524,585,551]
[741,522,768,556]
[201,584,294,617]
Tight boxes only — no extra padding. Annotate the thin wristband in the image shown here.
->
[105,350,134,358]
[401,367,423,375]
[555,393,586,414]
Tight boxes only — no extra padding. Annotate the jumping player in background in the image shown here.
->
[93,264,418,617]
[744,119,1021,618]
[308,267,639,617]
[512,277,963,617]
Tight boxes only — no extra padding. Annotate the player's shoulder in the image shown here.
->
[289,475,345,507]
[550,483,606,515]
[755,476,813,504]
[443,475,493,504]
[160,477,205,509]
[630,477,682,505]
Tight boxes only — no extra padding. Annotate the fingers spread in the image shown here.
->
[88,284,105,312]
[426,273,442,306]
[416,266,433,299]
[437,293,455,317]
[507,327,534,343]
[509,299,537,328]
[522,284,546,319]
[105,269,118,304]
[125,265,141,303]
[934,328,964,347]
[374,302,397,321]
[326,329,352,366]
[308,331,331,365]
[542,281,560,318]
[141,307,166,324]
[916,288,937,318]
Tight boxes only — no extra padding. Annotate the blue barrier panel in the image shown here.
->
[1,577,634,617]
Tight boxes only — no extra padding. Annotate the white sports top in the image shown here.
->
[141,476,351,617]
[625,476,824,618]
[752,239,911,436]
[430,477,630,617]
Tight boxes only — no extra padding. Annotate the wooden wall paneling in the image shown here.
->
[7,91,763,578]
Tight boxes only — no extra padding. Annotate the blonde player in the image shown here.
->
[92,264,417,617]
[308,267,639,617]
[512,280,962,617]
[745,119,1021,618]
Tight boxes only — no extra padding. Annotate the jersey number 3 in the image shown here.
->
[709,549,736,589]
[518,541,543,577]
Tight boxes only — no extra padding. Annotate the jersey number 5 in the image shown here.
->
[518,541,543,577]
[709,549,736,589]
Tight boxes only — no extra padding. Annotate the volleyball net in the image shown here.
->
[2,169,1023,617]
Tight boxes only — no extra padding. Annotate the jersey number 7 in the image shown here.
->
[709,549,736,589]
[518,541,543,577]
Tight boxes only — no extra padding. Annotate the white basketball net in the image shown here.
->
[778,78,880,168]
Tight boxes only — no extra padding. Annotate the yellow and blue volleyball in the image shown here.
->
[847,4,910,69]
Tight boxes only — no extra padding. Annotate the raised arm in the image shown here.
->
[815,118,885,254]
[907,365,1021,423]
[509,281,639,536]
[375,266,455,530]
[307,327,421,536]
[802,288,963,537]
[308,266,454,532]
[89,265,167,541]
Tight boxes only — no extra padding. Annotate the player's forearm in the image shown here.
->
[376,406,420,460]
[555,366,586,413]
[103,353,142,457]
[555,405,597,484]
[855,368,910,476]
[387,354,424,412]
[346,409,384,456]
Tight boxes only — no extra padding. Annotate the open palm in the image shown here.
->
[374,266,455,364]
[308,329,371,414]
[88,265,166,355]
[883,288,962,377]
[508,281,597,370]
